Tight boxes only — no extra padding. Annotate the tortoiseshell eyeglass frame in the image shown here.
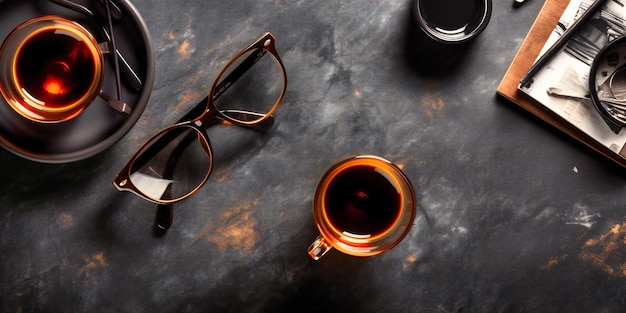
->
[112,32,287,231]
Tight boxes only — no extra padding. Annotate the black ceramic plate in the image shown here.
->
[0,0,155,163]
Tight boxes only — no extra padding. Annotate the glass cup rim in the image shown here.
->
[0,15,104,123]
[313,155,416,256]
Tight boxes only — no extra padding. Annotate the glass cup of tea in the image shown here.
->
[308,155,416,260]
[0,16,104,123]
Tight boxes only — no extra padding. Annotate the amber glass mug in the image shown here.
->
[0,16,104,123]
[308,155,416,260]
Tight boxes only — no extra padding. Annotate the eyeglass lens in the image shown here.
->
[215,47,285,123]
[129,125,211,201]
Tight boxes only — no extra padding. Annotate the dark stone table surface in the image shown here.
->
[3,0,626,312]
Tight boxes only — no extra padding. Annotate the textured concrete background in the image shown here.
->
[2,0,626,312]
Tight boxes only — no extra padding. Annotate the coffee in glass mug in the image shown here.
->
[308,155,416,260]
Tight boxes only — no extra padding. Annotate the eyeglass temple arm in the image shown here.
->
[156,204,173,231]
[49,0,122,19]
[48,0,94,17]
[99,0,123,19]
[102,0,124,110]
[154,130,200,231]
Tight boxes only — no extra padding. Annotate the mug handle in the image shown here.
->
[308,235,332,260]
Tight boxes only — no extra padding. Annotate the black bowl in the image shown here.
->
[0,0,155,163]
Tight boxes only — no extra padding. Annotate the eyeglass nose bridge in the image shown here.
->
[194,107,220,128]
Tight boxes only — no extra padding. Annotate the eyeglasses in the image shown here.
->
[112,32,287,229]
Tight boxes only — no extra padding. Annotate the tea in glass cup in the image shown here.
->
[308,155,416,260]
[0,16,104,123]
